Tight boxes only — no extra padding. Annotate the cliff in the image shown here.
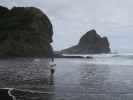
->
[0,6,53,57]
[61,29,110,54]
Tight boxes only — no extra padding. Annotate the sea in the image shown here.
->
[63,52,133,66]
[1,52,133,100]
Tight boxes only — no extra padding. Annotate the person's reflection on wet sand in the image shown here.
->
[49,63,56,85]
[49,74,54,85]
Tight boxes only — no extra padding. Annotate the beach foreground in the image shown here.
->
[0,57,133,100]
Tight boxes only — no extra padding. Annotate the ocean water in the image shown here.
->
[64,52,133,66]
[1,52,133,100]
[89,52,133,66]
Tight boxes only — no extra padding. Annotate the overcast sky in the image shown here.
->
[1,0,133,52]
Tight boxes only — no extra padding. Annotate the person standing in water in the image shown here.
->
[48,46,56,75]
[50,63,56,75]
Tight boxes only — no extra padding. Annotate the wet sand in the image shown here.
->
[0,58,133,100]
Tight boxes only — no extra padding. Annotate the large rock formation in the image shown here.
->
[0,6,53,57]
[61,29,110,54]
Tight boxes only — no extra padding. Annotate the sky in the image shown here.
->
[0,0,133,53]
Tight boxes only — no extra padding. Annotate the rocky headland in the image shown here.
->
[61,29,111,54]
[0,6,53,57]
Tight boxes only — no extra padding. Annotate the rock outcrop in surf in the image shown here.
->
[61,29,110,54]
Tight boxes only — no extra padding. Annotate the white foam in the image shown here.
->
[2,88,16,100]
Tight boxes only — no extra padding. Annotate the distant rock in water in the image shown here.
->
[61,29,111,54]
[0,6,53,57]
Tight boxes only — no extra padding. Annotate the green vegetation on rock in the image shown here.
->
[0,6,53,57]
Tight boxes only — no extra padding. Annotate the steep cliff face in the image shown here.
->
[61,29,110,54]
[0,6,53,57]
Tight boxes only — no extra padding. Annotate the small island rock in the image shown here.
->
[61,29,110,54]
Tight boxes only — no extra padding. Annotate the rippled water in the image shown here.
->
[1,53,133,100]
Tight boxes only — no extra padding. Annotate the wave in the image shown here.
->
[0,88,54,100]
[111,53,133,59]
[85,52,133,66]
[63,52,133,59]
[62,52,133,65]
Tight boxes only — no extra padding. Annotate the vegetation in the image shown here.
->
[0,6,53,57]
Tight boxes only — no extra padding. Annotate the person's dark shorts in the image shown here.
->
[51,69,55,74]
